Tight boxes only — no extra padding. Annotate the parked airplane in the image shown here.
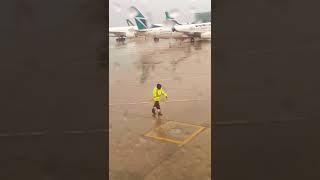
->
[172,22,211,41]
[109,19,137,42]
[132,7,191,42]
[109,14,164,43]
[166,12,212,41]
[132,7,211,42]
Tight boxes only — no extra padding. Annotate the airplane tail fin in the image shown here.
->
[126,19,135,26]
[165,12,174,20]
[130,6,148,30]
[165,11,182,25]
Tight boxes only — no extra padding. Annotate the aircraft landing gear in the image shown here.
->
[116,37,126,44]
[190,37,195,43]
[154,37,160,43]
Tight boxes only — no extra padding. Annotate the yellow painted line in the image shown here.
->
[143,127,164,137]
[144,130,152,137]
[144,134,184,145]
[143,120,207,146]
[167,121,204,128]
[179,126,206,147]
[143,126,160,137]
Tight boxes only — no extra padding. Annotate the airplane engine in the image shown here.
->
[126,31,136,38]
[200,31,211,39]
[153,30,161,38]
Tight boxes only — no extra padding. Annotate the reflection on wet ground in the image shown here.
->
[153,119,167,139]
[109,38,211,180]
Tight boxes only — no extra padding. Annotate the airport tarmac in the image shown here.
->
[109,38,211,180]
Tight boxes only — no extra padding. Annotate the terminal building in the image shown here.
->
[194,11,211,23]
[193,9,215,26]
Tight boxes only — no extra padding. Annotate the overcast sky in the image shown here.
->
[109,0,211,27]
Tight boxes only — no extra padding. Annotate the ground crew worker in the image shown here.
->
[152,83,168,117]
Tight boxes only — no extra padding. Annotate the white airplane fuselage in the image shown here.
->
[139,27,189,40]
[109,26,138,38]
[141,22,212,40]
[174,22,211,33]
[174,22,211,40]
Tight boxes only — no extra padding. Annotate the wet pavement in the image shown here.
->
[109,38,211,180]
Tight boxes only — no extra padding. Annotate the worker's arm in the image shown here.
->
[162,89,168,98]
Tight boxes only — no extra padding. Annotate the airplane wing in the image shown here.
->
[134,29,148,32]
[134,29,148,35]
[150,24,163,28]
[172,28,202,38]
[109,31,127,37]
[131,30,148,38]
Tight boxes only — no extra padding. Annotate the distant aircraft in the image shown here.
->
[172,22,211,41]
[133,7,211,42]
[165,12,212,41]
[132,6,190,42]
[109,19,138,43]
[109,13,164,43]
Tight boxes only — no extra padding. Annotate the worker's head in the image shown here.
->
[156,84,162,89]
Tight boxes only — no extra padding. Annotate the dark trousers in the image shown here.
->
[152,101,160,114]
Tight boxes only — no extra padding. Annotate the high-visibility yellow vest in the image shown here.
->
[153,87,168,101]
